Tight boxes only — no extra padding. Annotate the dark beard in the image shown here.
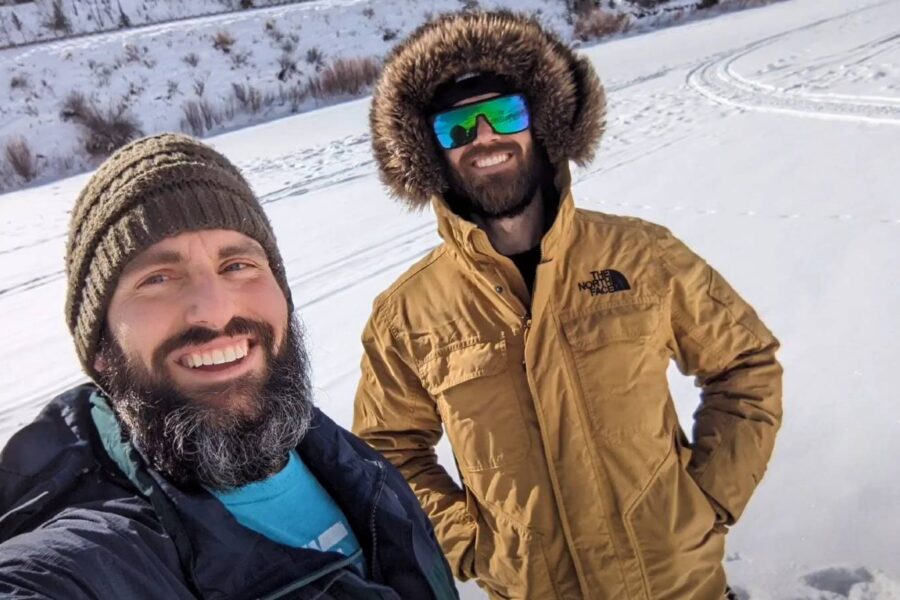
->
[446,140,547,220]
[97,315,314,491]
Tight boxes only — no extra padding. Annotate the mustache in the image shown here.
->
[151,316,275,372]
[98,315,314,490]
[459,141,522,167]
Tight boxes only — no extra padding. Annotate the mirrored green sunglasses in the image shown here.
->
[430,93,531,150]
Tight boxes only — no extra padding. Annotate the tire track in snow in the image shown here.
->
[8,3,900,416]
[3,225,439,420]
[687,1,900,125]
[0,270,64,299]
[0,133,376,299]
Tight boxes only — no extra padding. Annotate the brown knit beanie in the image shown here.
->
[65,133,292,382]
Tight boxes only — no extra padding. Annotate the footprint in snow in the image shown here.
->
[799,565,900,599]
[804,566,872,596]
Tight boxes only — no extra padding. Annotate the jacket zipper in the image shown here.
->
[522,313,533,370]
[260,460,386,599]
[367,459,387,579]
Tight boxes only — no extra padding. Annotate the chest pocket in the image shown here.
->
[418,337,529,471]
[562,299,660,348]
[561,299,668,433]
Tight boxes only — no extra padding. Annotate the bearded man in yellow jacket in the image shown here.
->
[353,10,783,600]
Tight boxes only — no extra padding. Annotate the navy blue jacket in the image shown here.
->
[0,385,457,599]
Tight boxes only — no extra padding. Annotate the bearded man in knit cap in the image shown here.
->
[0,134,457,599]
[353,10,783,600]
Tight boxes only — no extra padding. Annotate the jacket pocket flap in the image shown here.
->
[419,339,507,396]
[562,301,660,350]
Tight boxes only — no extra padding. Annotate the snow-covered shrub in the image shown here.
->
[280,82,307,113]
[182,52,200,67]
[9,73,29,90]
[229,50,251,69]
[305,47,324,71]
[277,53,298,81]
[42,0,71,35]
[574,7,631,41]
[231,82,265,113]
[181,98,220,135]
[307,57,380,100]
[60,91,143,158]
[264,19,284,42]
[5,136,37,182]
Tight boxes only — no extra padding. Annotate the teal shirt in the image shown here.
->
[211,451,366,576]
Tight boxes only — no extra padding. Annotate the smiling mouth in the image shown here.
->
[178,339,254,371]
[472,152,513,169]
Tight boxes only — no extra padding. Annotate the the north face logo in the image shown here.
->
[578,270,631,296]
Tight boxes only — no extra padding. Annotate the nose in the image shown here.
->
[473,115,500,145]
[184,273,235,331]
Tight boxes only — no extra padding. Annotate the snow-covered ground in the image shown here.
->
[1,0,899,598]
[0,0,763,193]
[0,0,572,191]
[0,0,305,48]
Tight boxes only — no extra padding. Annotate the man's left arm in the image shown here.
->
[654,225,783,526]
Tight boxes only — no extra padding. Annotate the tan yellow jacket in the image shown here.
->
[353,173,783,599]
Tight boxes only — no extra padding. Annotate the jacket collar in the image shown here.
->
[88,392,406,598]
[432,161,576,265]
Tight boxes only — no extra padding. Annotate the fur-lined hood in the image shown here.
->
[370,10,607,208]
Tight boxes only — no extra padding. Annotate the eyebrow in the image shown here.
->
[121,241,268,278]
[121,249,183,278]
[218,242,268,263]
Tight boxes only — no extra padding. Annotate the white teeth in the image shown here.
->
[183,342,249,368]
[475,153,510,168]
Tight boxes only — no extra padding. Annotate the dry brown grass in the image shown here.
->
[232,83,266,113]
[574,8,631,41]
[307,57,380,100]
[43,0,71,34]
[212,30,236,54]
[5,137,37,182]
[181,99,221,136]
[60,92,143,158]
